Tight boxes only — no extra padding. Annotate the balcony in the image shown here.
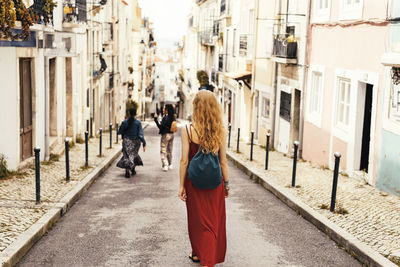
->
[63,0,87,25]
[199,30,215,46]
[30,0,55,25]
[239,34,253,58]
[272,34,298,64]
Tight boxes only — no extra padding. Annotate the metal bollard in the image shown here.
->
[65,138,70,182]
[228,124,231,148]
[85,131,89,167]
[34,147,40,204]
[330,152,342,212]
[291,141,299,187]
[236,128,240,153]
[265,134,270,170]
[116,123,119,143]
[109,123,112,148]
[250,131,254,161]
[90,117,93,138]
[99,128,102,156]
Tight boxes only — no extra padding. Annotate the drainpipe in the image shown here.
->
[298,0,312,157]
[249,0,260,140]
[271,0,282,148]
[44,56,49,161]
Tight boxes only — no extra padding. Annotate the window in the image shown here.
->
[307,66,324,127]
[389,81,400,125]
[339,0,363,20]
[313,0,330,22]
[309,71,323,114]
[261,97,270,118]
[318,0,329,9]
[336,78,351,128]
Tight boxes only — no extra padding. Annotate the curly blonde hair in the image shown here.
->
[192,90,224,154]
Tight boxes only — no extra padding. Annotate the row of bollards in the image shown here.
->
[33,123,120,204]
[231,127,342,213]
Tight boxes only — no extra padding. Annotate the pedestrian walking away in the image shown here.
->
[179,90,230,267]
[116,107,146,178]
[154,104,177,172]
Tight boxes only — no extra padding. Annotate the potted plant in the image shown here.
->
[0,0,33,40]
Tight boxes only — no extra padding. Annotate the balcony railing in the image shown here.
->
[199,30,214,46]
[239,34,253,57]
[218,54,224,72]
[272,34,297,59]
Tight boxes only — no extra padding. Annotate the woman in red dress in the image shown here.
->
[179,90,230,267]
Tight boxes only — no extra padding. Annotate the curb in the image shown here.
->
[0,148,122,267]
[226,151,397,267]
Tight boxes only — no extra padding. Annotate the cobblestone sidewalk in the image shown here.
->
[228,139,400,265]
[0,130,126,252]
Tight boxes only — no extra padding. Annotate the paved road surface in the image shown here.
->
[17,125,360,266]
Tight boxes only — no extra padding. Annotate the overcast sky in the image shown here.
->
[138,0,191,48]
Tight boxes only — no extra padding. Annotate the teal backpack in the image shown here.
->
[186,125,222,189]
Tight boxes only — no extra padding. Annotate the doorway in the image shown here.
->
[278,90,291,153]
[19,58,33,161]
[360,83,373,172]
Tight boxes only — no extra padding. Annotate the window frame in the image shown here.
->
[313,0,331,23]
[306,65,325,128]
[339,0,363,21]
[335,77,351,131]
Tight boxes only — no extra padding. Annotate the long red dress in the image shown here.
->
[185,132,227,267]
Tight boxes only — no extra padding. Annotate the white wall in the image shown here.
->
[0,48,19,169]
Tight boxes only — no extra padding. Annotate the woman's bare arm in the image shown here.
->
[179,126,190,189]
[219,130,229,183]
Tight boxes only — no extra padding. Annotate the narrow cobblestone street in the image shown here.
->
[16,126,359,266]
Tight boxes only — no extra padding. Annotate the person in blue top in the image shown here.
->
[117,107,146,178]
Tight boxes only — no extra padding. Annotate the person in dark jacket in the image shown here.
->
[154,104,175,172]
[117,107,146,178]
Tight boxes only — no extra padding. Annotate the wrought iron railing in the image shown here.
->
[272,34,297,59]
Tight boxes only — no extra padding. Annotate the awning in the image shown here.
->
[223,71,251,81]
[224,71,252,89]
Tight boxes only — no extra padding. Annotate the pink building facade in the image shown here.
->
[302,0,389,185]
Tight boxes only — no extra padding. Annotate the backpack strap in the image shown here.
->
[185,124,192,143]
